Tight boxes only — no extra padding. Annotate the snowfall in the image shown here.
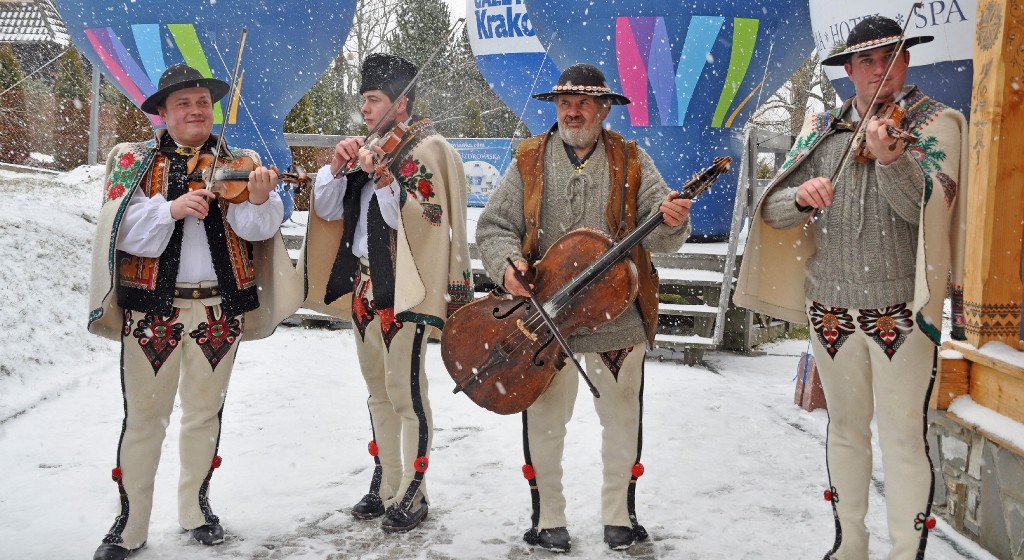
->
[0,164,1013,560]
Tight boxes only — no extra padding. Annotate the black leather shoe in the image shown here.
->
[93,543,133,560]
[604,525,637,550]
[524,527,571,553]
[190,523,225,545]
[351,492,385,520]
[380,501,429,533]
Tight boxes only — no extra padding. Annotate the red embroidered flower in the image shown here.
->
[631,463,645,478]
[211,455,222,469]
[414,456,429,473]
[416,179,433,199]
[824,488,838,502]
[368,440,379,457]
[925,516,936,530]
[522,464,536,480]
[400,159,417,177]
[118,152,135,168]
[111,467,123,481]
[107,184,125,200]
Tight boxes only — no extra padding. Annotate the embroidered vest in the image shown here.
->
[117,138,259,317]
[516,129,661,346]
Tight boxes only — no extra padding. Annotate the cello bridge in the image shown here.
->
[516,319,539,342]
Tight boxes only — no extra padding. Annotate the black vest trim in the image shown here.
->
[117,134,259,317]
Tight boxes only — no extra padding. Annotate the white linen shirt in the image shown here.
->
[116,179,284,284]
[311,164,401,259]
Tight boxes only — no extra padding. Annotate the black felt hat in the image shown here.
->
[821,15,933,66]
[360,53,418,102]
[140,64,229,115]
[532,63,631,105]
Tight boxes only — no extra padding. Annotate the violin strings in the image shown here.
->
[495,260,604,360]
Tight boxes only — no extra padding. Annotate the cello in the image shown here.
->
[441,156,731,415]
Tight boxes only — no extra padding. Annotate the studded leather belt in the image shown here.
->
[173,286,220,299]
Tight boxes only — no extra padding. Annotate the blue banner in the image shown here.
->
[470,0,815,238]
[51,0,358,220]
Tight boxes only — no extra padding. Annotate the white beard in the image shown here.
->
[557,121,601,149]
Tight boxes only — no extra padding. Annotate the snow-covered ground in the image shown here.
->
[0,166,997,559]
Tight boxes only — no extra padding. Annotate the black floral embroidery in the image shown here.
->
[808,302,855,359]
[857,304,914,360]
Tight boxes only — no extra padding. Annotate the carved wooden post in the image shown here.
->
[963,0,1024,348]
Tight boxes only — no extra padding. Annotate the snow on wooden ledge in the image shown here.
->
[947,395,1024,456]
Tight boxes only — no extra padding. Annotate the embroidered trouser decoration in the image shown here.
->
[132,309,184,374]
[807,301,937,560]
[189,307,241,369]
[522,349,646,531]
[106,304,240,549]
[352,274,375,341]
[808,302,855,359]
[856,304,914,360]
[599,346,633,381]
[353,277,431,513]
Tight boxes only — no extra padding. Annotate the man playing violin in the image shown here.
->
[735,15,968,560]
[87,63,300,560]
[301,53,472,532]
[474,63,691,553]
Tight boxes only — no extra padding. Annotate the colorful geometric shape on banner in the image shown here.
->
[52,0,358,220]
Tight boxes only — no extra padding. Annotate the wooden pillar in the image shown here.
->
[963,0,1024,348]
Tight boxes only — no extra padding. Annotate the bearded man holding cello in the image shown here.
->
[474,64,692,553]
[87,63,300,560]
[300,53,473,533]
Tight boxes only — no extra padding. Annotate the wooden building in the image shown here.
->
[927,1,1024,557]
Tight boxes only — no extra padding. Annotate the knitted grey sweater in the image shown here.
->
[760,127,925,309]
[476,135,689,353]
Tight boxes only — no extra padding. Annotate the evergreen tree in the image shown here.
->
[53,49,90,169]
[384,0,461,135]
[112,86,152,144]
[283,92,320,210]
[462,96,485,138]
[451,27,525,138]
[0,43,30,164]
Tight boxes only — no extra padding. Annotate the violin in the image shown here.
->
[441,156,731,415]
[340,121,410,184]
[808,1,925,224]
[185,152,311,204]
[851,101,918,163]
[369,122,409,187]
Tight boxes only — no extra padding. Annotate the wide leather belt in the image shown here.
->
[173,286,220,299]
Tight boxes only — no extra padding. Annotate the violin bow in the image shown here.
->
[205,27,249,193]
[809,1,923,224]
[334,18,467,178]
[365,18,467,140]
[506,258,601,399]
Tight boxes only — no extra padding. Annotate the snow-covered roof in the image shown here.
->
[0,0,69,46]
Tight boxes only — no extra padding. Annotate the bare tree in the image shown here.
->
[750,51,839,136]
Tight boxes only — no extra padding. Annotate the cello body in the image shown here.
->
[441,228,638,415]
